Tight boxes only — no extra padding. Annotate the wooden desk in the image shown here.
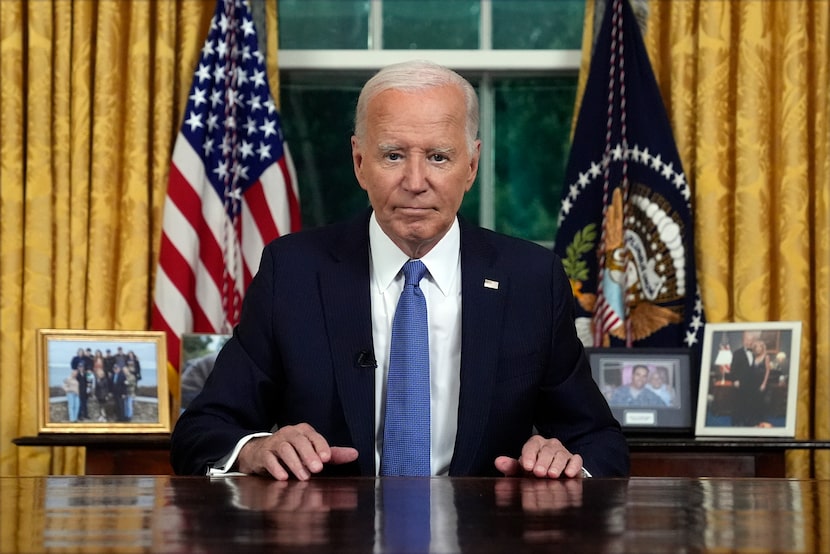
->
[0,476,827,553]
[627,437,830,477]
[13,434,172,475]
[14,435,830,477]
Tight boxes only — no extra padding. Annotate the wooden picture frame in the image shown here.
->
[587,347,694,434]
[178,332,231,416]
[36,329,170,434]
[695,321,802,438]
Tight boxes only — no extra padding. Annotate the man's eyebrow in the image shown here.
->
[377,143,400,153]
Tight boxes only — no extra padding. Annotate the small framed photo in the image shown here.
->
[587,348,693,434]
[36,329,170,434]
[178,332,231,415]
[695,321,801,437]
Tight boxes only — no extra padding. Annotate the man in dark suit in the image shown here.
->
[170,60,628,480]
[730,330,761,426]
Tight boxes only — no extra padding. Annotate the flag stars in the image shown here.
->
[203,138,215,156]
[210,89,223,108]
[190,87,207,107]
[216,38,229,59]
[236,68,248,87]
[218,13,231,33]
[259,119,277,138]
[214,159,229,180]
[233,162,250,181]
[206,113,219,133]
[243,117,257,136]
[684,330,698,347]
[640,147,651,166]
[196,63,211,83]
[661,161,675,180]
[185,111,203,132]
[247,94,262,112]
[257,141,272,161]
[650,153,663,171]
[213,65,226,83]
[252,69,267,88]
[569,183,580,200]
[241,18,255,36]
[264,98,277,114]
[239,140,254,159]
[578,171,591,188]
[611,143,624,160]
[561,197,573,215]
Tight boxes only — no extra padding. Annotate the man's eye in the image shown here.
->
[431,153,447,162]
[386,153,401,161]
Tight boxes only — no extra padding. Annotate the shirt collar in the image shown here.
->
[369,211,460,297]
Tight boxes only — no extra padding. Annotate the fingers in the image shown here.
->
[513,436,584,479]
[494,456,522,476]
[238,424,357,481]
[329,446,359,465]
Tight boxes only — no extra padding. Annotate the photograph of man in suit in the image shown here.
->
[170,60,629,480]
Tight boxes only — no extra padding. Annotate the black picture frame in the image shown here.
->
[587,347,693,435]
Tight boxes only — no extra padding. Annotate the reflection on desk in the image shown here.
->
[1,476,827,553]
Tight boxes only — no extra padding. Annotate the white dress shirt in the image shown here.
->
[369,212,462,476]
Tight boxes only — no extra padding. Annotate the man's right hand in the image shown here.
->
[238,423,359,481]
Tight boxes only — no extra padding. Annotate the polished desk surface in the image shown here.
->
[1,476,827,553]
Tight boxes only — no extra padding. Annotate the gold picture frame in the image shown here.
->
[36,329,170,434]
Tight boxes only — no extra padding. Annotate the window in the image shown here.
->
[276,0,584,243]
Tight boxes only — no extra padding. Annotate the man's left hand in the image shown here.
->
[494,436,584,479]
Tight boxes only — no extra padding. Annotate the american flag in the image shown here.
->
[553,0,704,355]
[152,0,300,380]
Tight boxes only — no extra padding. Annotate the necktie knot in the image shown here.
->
[403,260,427,287]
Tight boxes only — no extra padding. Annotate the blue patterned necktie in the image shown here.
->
[381,259,430,476]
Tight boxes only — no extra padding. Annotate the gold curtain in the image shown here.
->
[0,0,283,477]
[579,0,829,478]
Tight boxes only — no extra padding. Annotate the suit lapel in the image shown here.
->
[450,223,508,475]
[319,212,377,475]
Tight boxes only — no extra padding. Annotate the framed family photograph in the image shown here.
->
[36,329,170,434]
[695,321,802,438]
[587,348,693,434]
[178,332,231,416]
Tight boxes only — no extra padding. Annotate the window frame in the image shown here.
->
[276,0,582,233]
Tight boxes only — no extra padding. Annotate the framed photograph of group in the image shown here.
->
[587,348,694,434]
[695,321,801,438]
[36,329,170,434]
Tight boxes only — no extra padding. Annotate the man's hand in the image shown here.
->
[494,435,584,479]
[238,423,359,481]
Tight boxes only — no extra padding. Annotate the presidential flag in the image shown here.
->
[553,0,704,352]
[152,0,300,380]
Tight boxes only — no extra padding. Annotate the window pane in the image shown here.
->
[279,73,370,227]
[492,0,585,49]
[383,1,479,49]
[493,77,577,241]
[278,0,369,49]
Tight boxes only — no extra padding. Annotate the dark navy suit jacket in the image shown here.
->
[171,211,629,477]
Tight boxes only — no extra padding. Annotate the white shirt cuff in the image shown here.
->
[206,432,272,476]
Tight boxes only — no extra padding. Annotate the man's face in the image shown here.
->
[631,367,649,390]
[351,85,480,258]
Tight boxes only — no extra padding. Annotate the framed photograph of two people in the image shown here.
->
[36,329,170,434]
[588,347,694,434]
[695,321,801,438]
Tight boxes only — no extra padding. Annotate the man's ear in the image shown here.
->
[351,135,368,191]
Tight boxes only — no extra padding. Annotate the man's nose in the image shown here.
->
[402,157,428,192]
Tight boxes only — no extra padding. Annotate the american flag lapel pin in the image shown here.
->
[483,279,499,290]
